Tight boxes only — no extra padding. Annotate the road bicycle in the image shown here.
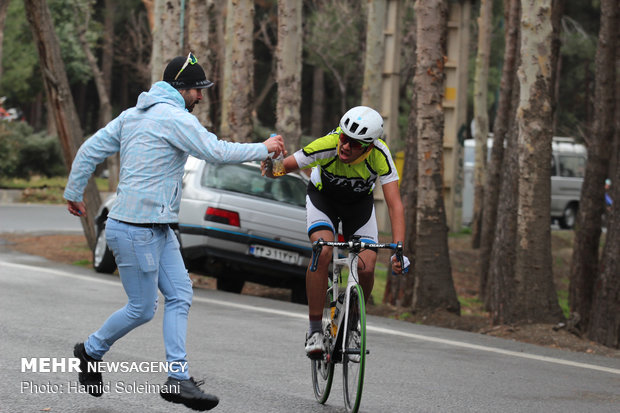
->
[309,236,403,413]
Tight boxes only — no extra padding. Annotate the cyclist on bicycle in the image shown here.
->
[262,106,409,357]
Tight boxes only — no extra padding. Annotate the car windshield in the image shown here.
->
[200,163,307,207]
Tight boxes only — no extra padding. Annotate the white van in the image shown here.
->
[462,136,586,229]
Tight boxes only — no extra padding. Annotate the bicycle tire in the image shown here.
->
[342,284,366,413]
[311,288,335,403]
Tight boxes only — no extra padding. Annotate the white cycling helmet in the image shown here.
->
[339,106,384,144]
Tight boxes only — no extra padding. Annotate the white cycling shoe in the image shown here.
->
[305,332,324,358]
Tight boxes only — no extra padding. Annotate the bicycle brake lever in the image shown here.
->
[310,238,324,272]
[392,242,404,275]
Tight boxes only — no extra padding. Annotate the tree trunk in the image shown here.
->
[362,0,387,110]
[512,0,563,324]
[187,0,214,129]
[572,0,617,335]
[310,66,325,137]
[150,0,182,85]
[101,0,115,123]
[611,19,620,186]
[24,0,101,250]
[276,0,303,154]
[0,0,10,80]
[589,11,619,343]
[479,0,520,304]
[74,1,116,192]
[387,12,417,307]
[548,0,563,135]
[588,108,620,348]
[488,102,519,324]
[141,0,154,30]
[410,0,459,314]
[102,0,119,193]
[220,0,254,142]
[471,0,493,249]
[389,87,417,307]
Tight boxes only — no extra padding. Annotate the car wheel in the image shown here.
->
[217,277,245,294]
[93,224,117,273]
[559,205,578,230]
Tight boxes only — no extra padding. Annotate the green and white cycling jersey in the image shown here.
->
[293,128,399,203]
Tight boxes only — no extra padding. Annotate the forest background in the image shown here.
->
[0,0,618,349]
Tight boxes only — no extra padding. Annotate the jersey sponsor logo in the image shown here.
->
[322,169,374,193]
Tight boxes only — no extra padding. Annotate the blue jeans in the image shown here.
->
[84,218,193,380]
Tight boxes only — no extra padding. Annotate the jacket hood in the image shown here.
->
[136,81,185,111]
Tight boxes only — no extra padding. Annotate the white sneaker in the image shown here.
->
[305,332,324,357]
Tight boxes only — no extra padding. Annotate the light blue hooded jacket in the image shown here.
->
[64,81,268,223]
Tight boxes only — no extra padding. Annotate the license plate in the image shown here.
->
[249,245,300,265]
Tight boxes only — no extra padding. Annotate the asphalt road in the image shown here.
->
[0,203,82,234]
[1,246,620,413]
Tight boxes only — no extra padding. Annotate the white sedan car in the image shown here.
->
[93,157,311,303]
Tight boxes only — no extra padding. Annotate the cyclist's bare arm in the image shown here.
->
[382,180,406,274]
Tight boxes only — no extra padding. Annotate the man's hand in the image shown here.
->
[263,134,287,158]
[391,254,411,275]
[67,200,86,217]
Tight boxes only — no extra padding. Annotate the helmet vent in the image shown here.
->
[359,127,368,135]
[350,122,359,133]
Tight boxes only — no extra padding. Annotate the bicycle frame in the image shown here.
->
[330,246,359,357]
[310,237,403,359]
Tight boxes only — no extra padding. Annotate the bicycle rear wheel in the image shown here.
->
[342,284,366,413]
[311,288,335,403]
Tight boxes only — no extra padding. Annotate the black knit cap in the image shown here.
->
[163,54,214,89]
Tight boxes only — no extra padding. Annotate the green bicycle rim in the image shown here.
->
[342,284,366,412]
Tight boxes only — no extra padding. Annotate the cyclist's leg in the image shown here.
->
[305,190,338,335]
[307,229,335,321]
[356,249,377,304]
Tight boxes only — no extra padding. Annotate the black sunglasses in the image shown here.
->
[339,133,370,149]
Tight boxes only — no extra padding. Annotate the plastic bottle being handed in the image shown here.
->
[268,133,286,177]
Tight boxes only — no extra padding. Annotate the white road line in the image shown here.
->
[3,260,620,376]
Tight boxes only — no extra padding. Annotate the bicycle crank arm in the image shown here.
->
[344,348,370,355]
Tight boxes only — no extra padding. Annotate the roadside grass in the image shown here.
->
[72,259,92,267]
[557,289,570,319]
[0,176,109,203]
[458,295,486,317]
[371,263,388,304]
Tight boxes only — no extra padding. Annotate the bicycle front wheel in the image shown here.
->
[311,288,335,403]
[342,284,366,413]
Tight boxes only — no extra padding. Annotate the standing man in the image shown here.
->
[64,53,285,411]
[262,106,409,357]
